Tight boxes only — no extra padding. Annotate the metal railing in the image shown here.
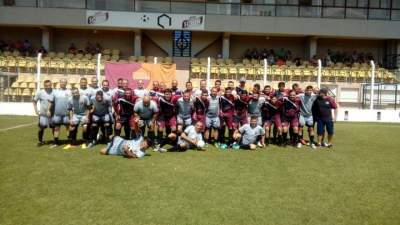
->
[1,0,399,20]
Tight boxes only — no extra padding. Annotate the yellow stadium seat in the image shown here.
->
[48,52,56,58]
[146,56,155,63]
[219,66,228,79]
[111,49,120,55]
[164,57,172,64]
[128,56,137,62]
[56,52,65,58]
[102,49,111,55]
[138,56,146,63]
[191,58,199,64]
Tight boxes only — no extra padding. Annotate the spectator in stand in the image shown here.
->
[22,40,32,56]
[68,43,77,54]
[276,48,285,59]
[85,41,95,54]
[244,49,251,59]
[0,40,6,51]
[267,53,275,65]
[250,48,259,59]
[310,55,318,67]
[37,46,47,54]
[261,48,268,59]
[95,43,102,54]
[276,58,285,66]
[284,50,292,61]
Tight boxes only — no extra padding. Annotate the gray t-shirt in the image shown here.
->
[79,88,92,100]
[299,93,317,117]
[248,98,264,117]
[134,100,158,120]
[91,96,112,116]
[68,95,90,115]
[52,89,71,116]
[134,88,148,99]
[239,124,265,145]
[177,97,193,119]
[33,89,54,116]
[207,96,219,118]
[89,86,100,98]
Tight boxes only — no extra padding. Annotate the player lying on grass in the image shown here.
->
[100,135,152,158]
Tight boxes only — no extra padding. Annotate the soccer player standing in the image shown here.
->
[281,90,301,147]
[176,90,194,134]
[204,87,220,146]
[298,85,318,149]
[114,88,137,139]
[49,78,71,147]
[134,96,159,142]
[88,90,113,148]
[219,87,236,149]
[313,88,338,148]
[33,80,54,146]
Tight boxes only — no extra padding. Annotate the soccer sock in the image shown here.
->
[228,129,234,145]
[38,129,44,143]
[148,131,155,143]
[124,125,131,139]
[54,137,59,145]
[115,128,121,136]
[90,126,99,143]
[70,129,77,143]
[310,135,314,144]
[283,132,288,143]
[105,126,112,141]
[82,130,88,141]
[293,133,298,144]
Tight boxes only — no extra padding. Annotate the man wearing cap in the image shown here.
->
[236,77,247,95]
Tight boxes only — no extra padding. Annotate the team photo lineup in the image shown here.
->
[33,76,338,158]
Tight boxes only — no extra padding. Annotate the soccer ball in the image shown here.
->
[197,140,205,148]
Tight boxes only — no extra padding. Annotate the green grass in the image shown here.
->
[0,116,399,225]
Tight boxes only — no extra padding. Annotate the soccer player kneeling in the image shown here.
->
[100,135,151,159]
[233,116,265,150]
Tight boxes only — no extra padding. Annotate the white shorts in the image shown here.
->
[71,114,88,126]
[205,116,220,129]
[299,115,314,127]
[92,114,111,124]
[38,115,53,128]
[138,119,152,128]
[52,115,69,125]
[177,116,192,126]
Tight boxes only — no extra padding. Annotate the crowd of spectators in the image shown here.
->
[243,47,375,67]
[0,39,41,56]
[67,42,103,55]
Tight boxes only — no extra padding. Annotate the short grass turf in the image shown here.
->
[0,116,399,225]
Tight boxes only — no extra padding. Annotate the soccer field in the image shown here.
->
[0,116,399,225]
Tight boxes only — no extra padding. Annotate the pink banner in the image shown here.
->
[104,62,176,89]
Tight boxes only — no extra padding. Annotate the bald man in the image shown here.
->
[171,79,182,96]
[134,80,149,99]
[49,78,71,147]
[89,77,100,97]
[134,96,159,143]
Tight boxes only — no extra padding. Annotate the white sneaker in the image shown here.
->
[310,143,317,149]
[153,144,161,152]
[296,142,302,149]
[158,147,168,153]
[322,142,329,147]
[257,141,263,148]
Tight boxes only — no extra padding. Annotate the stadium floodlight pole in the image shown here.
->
[36,53,42,93]
[96,53,101,83]
[206,57,211,89]
[154,57,158,64]
[263,58,268,86]
[370,60,375,110]
[317,59,322,89]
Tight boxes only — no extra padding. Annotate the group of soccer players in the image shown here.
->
[33,76,338,158]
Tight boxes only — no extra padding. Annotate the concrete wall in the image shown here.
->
[230,35,306,59]
[0,26,42,49]
[54,28,134,56]
[205,15,400,39]
[142,34,169,57]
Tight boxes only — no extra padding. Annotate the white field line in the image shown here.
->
[0,122,36,132]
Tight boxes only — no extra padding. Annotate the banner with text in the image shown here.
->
[87,10,205,30]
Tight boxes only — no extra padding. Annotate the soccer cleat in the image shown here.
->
[49,144,59,149]
[214,142,220,148]
[257,141,263,148]
[63,144,74,150]
[322,142,329,147]
[327,144,333,148]
[310,143,317,149]
[81,143,87,149]
[232,142,240,150]
[219,144,228,150]
[153,144,161,152]
[296,142,302,149]
[87,143,95,149]
[158,147,168,153]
